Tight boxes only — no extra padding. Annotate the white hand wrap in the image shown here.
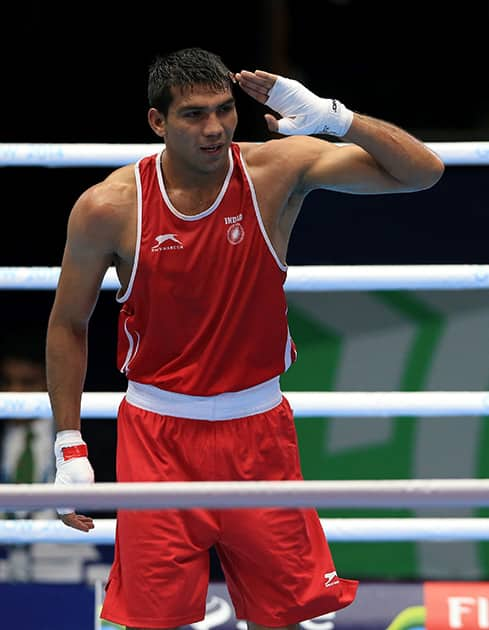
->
[54,430,94,516]
[265,76,353,137]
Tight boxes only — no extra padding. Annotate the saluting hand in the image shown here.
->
[236,70,280,133]
[236,69,353,138]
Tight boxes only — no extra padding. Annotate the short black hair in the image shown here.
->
[148,47,234,116]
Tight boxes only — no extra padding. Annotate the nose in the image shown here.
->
[203,112,224,137]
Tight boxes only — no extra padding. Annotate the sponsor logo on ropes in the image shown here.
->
[151,233,184,252]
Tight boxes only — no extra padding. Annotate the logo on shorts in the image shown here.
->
[323,571,340,588]
[151,233,184,252]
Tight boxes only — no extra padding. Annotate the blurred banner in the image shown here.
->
[282,289,489,580]
[1,580,488,629]
[98,580,489,630]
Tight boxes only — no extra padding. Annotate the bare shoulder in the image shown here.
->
[77,165,135,215]
[70,164,136,236]
[239,136,337,162]
[238,137,338,188]
[62,164,137,261]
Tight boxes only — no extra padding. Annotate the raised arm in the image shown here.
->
[236,70,444,194]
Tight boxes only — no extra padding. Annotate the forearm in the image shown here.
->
[342,113,444,189]
[249,71,444,190]
[48,318,95,526]
[46,320,88,432]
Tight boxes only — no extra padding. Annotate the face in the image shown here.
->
[148,84,238,173]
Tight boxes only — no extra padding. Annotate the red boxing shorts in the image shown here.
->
[100,396,358,628]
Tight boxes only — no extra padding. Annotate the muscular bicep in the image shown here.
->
[54,247,112,326]
[51,195,117,327]
[303,143,408,194]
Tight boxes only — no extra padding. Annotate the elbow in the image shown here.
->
[47,313,89,341]
[415,154,445,191]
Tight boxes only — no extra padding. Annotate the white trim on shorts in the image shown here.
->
[125,377,283,421]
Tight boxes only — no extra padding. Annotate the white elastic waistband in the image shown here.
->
[125,377,282,420]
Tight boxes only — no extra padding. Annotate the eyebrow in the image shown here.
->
[178,96,236,113]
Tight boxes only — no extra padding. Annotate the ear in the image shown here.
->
[148,107,166,138]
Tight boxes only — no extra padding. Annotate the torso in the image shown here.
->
[107,139,308,294]
[115,143,297,394]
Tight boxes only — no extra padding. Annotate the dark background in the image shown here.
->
[2,0,489,270]
[1,0,489,536]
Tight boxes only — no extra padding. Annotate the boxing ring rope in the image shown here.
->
[1,479,489,510]
[2,141,489,546]
[2,141,489,166]
[3,264,489,291]
[1,480,489,542]
[2,390,489,418]
[2,518,489,544]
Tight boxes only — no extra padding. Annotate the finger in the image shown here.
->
[61,513,95,532]
[238,78,269,100]
[238,69,277,88]
[264,113,279,133]
[64,518,94,532]
[238,84,269,104]
[237,70,275,93]
[255,70,278,86]
[60,514,82,531]
[237,81,270,104]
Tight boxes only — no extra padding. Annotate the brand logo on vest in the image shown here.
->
[151,234,184,252]
[227,223,244,245]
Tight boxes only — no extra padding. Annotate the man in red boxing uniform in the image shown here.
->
[46,47,444,630]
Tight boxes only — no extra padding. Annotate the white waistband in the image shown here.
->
[125,377,283,421]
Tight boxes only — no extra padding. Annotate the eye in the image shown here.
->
[183,110,203,119]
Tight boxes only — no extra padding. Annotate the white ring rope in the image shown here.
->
[1,142,489,166]
[2,390,489,418]
[3,264,489,291]
[0,479,487,510]
[2,518,488,544]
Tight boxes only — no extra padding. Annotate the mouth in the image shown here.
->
[200,144,224,155]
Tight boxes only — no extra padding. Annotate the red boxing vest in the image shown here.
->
[116,143,297,396]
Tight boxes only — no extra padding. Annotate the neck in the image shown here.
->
[161,147,231,190]
[160,149,232,216]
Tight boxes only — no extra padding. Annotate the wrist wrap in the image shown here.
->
[265,76,353,137]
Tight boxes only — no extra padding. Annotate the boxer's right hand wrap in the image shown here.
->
[54,430,94,515]
[265,76,353,137]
